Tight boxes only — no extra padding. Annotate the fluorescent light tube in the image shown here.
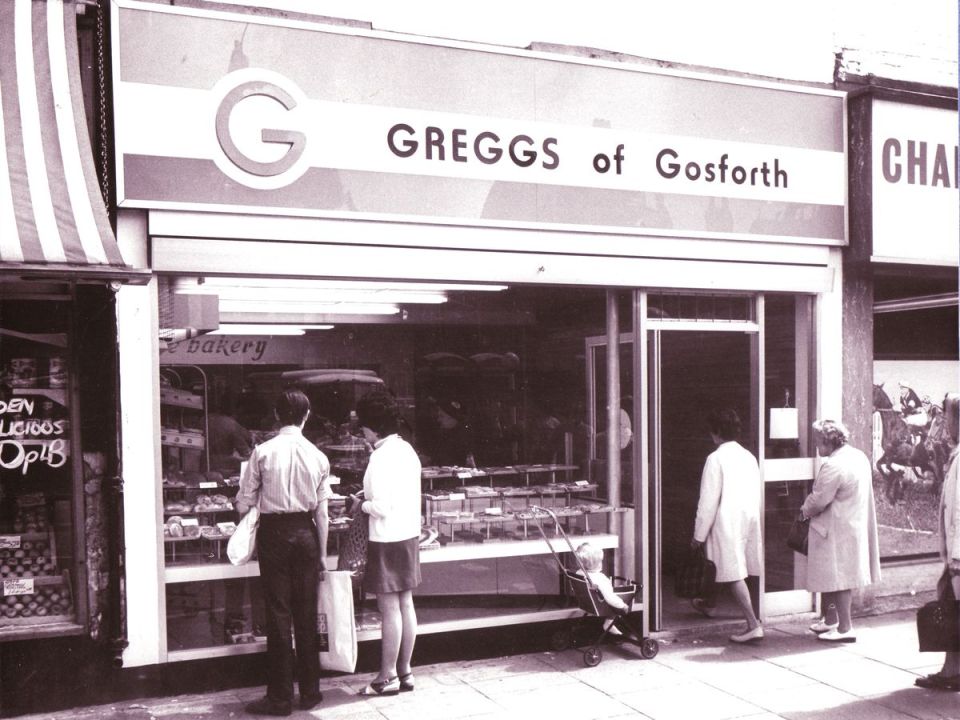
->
[208,324,335,336]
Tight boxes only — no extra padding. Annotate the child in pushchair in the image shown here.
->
[567,541,657,665]
[574,542,631,615]
[518,505,659,665]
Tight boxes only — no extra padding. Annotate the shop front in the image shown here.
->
[0,0,146,713]
[110,1,847,668]
[844,87,958,573]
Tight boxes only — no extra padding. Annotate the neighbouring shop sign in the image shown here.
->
[872,99,959,265]
[112,1,846,243]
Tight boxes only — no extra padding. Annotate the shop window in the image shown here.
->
[0,295,80,634]
[871,304,957,560]
[763,295,815,459]
[762,294,816,597]
[156,279,631,654]
[648,292,753,323]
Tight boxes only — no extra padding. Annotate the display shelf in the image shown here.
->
[421,533,618,563]
[420,464,578,483]
[159,388,204,410]
[0,328,67,348]
[0,620,85,642]
[159,365,210,471]
[422,483,598,501]
[12,388,66,406]
[160,430,205,449]
[162,532,618,584]
[165,561,261,584]
[162,507,235,516]
[0,531,49,545]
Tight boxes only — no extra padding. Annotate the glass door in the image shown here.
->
[643,293,818,630]
[646,328,759,631]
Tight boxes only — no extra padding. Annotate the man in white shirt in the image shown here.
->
[236,390,331,716]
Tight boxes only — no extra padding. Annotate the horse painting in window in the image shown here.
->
[873,382,954,505]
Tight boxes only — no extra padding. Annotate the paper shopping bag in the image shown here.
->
[317,570,357,673]
[227,507,260,566]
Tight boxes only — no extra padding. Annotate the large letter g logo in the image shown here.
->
[212,71,309,189]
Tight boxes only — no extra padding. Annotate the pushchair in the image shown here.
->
[523,505,659,666]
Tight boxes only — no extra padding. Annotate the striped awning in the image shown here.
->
[0,0,136,278]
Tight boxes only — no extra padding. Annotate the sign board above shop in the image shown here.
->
[871,99,959,266]
[112,1,846,245]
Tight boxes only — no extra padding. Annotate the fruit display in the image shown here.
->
[0,496,73,624]
[0,538,55,579]
[1,580,73,620]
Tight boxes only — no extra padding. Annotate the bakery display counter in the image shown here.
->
[157,442,627,661]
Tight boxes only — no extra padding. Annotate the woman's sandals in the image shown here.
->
[358,677,400,696]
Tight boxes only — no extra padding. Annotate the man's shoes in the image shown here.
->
[809,618,838,634]
[299,691,324,710]
[817,628,856,643]
[691,598,717,618]
[244,697,292,716]
[730,625,764,643]
[914,673,960,691]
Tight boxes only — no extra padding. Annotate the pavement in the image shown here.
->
[15,609,960,720]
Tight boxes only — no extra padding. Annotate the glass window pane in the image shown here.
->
[158,280,630,649]
[166,578,265,649]
[0,299,78,630]
[648,292,753,322]
[764,295,815,459]
[764,480,812,592]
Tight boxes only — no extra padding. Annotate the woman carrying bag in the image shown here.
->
[689,409,764,644]
[801,419,880,643]
[914,393,960,692]
[352,390,422,696]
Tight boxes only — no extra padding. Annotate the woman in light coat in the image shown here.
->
[691,409,764,643]
[802,419,881,643]
[914,393,960,691]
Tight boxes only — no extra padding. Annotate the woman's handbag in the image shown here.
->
[674,545,717,599]
[916,571,960,652]
[786,514,810,556]
[317,570,358,673]
[336,496,369,595]
[227,506,260,565]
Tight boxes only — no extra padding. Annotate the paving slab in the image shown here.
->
[11,611,960,720]
[616,678,767,720]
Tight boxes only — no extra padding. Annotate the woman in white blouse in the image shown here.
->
[353,391,422,696]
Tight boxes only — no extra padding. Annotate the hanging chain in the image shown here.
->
[95,0,111,208]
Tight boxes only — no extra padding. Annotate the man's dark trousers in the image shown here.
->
[257,513,320,705]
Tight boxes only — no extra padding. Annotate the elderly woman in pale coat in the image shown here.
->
[802,419,881,643]
[691,409,764,643]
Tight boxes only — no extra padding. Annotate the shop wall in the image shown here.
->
[255,1,956,87]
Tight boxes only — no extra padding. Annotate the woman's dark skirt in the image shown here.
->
[365,536,421,593]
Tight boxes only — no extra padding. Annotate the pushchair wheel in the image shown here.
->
[583,647,602,667]
[550,628,573,652]
[640,638,660,659]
